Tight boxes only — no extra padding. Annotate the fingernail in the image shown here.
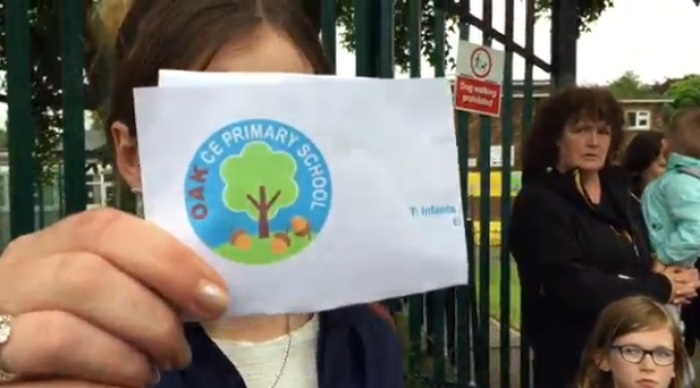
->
[176,342,193,368]
[195,279,229,317]
[151,368,161,384]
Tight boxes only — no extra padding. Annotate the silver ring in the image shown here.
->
[0,314,18,382]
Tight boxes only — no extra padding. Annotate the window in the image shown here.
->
[85,167,116,209]
[626,110,651,130]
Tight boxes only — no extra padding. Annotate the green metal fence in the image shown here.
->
[2,0,576,386]
[3,0,86,239]
[324,1,562,387]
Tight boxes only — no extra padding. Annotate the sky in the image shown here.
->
[334,0,700,84]
[1,0,698,128]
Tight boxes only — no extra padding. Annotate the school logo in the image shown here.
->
[184,119,333,265]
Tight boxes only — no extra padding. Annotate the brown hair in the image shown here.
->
[620,131,665,196]
[667,107,700,159]
[93,0,330,136]
[576,296,687,388]
[522,86,625,172]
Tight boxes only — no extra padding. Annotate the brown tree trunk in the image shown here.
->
[258,210,270,238]
[257,186,271,238]
[248,186,282,239]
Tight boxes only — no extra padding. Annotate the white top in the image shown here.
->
[213,315,320,388]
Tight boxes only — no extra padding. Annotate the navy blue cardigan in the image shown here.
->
[156,305,404,388]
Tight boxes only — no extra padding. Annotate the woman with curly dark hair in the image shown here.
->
[508,87,700,387]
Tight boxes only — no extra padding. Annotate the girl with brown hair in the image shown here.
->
[577,296,689,388]
[0,1,402,387]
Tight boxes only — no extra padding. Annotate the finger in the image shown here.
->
[1,253,191,368]
[678,274,700,285]
[676,282,698,292]
[671,272,696,283]
[3,209,228,318]
[0,311,156,387]
[2,382,122,388]
[675,286,697,299]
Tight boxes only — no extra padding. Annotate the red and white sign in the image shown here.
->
[454,77,502,117]
[454,40,505,117]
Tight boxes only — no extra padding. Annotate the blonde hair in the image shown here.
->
[667,107,700,159]
[90,0,133,61]
[576,296,687,388]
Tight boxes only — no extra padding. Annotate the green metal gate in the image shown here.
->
[2,0,576,386]
[319,1,564,386]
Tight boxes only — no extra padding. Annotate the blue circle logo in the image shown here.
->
[184,119,333,265]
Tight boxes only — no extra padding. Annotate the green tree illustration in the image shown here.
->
[221,142,299,239]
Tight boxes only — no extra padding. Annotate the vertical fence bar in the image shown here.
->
[455,0,475,385]
[519,0,536,386]
[407,0,421,77]
[59,166,66,216]
[378,0,403,317]
[428,5,448,383]
[499,0,515,385]
[406,0,425,384]
[377,0,394,79]
[476,0,493,386]
[37,186,45,228]
[354,0,373,77]
[321,0,337,73]
[5,0,36,238]
[59,1,87,215]
[550,0,577,89]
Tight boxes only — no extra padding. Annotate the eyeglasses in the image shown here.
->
[611,345,675,366]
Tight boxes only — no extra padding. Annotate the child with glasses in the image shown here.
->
[576,296,689,388]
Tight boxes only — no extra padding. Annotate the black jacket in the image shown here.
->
[509,167,672,388]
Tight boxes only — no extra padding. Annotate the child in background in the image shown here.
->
[641,108,700,387]
[576,296,688,388]
[642,107,700,306]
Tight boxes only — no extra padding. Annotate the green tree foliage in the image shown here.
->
[0,0,101,184]
[331,0,620,72]
[335,0,458,72]
[607,71,659,99]
[534,0,614,31]
[330,0,699,71]
[0,1,129,209]
[221,142,299,238]
[665,75,700,111]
